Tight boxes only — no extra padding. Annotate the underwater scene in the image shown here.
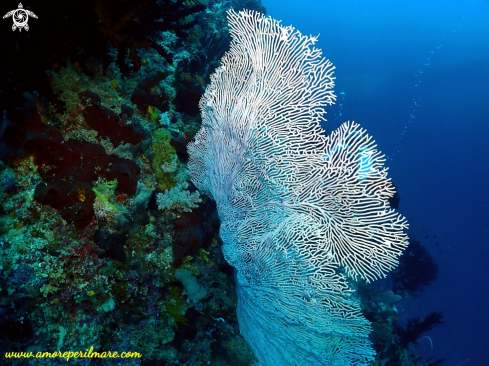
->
[0,0,488,365]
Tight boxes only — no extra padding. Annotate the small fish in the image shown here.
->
[180,73,193,83]
[194,73,206,86]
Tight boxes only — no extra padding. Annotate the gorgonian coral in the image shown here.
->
[187,9,409,366]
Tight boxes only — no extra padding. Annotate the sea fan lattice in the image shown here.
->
[188,9,409,366]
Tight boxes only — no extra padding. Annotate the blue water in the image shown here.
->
[262,1,489,365]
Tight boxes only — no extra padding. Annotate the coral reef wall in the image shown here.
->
[0,1,268,365]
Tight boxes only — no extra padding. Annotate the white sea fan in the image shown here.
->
[187,9,409,366]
